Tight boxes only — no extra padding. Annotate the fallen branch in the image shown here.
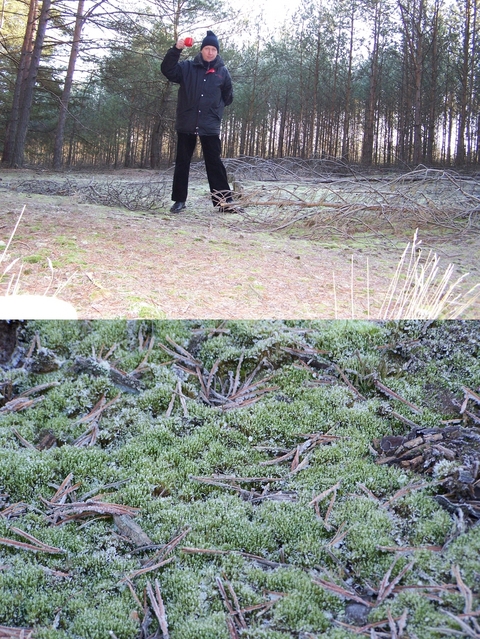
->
[333,364,366,400]
[123,528,191,581]
[334,614,405,636]
[373,379,423,414]
[376,557,415,605]
[309,479,343,506]
[180,547,288,569]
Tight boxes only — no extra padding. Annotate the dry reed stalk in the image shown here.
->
[367,256,371,319]
[332,270,338,318]
[351,255,355,318]
[0,206,26,269]
[379,230,480,319]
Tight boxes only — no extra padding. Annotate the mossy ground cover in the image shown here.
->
[0,319,479,638]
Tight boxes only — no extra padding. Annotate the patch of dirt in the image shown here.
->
[1,168,479,319]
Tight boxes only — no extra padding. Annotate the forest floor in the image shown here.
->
[1,166,480,319]
[0,319,479,639]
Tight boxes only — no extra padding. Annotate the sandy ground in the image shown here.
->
[1,169,479,319]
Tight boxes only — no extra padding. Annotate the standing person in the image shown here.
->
[161,31,237,213]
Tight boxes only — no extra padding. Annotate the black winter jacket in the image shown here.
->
[161,46,233,136]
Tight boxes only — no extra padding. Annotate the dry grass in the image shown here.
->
[0,205,77,318]
[379,230,480,319]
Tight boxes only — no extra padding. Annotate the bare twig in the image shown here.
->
[146,579,169,638]
[0,527,64,554]
[312,576,373,607]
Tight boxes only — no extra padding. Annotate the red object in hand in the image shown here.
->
[184,37,194,47]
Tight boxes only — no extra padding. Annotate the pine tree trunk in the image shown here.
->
[53,0,85,170]
[426,0,440,164]
[342,6,355,162]
[361,1,381,166]
[412,0,424,165]
[2,0,38,165]
[10,0,52,168]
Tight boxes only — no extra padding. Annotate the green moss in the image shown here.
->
[167,613,229,639]
[396,492,452,546]
[444,524,480,586]
[270,589,331,633]
[371,589,447,639]
[0,320,478,638]
[333,497,398,573]
[66,593,138,639]
[0,449,57,501]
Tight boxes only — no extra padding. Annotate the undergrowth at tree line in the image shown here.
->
[0,319,479,638]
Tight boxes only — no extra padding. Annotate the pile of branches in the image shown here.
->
[10,178,78,196]
[81,178,167,211]
[4,164,480,234]
[216,165,480,239]
[223,155,354,181]
[6,177,169,212]
[375,386,480,522]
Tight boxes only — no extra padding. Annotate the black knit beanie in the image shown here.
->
[201,31,220,52]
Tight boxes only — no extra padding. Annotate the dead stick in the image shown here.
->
[309,480,342,506]
[146,580,169,638]
[323,490,337,530]
[374,379,422,413]
[11,429,36,450]
[123,557,174,581]
[124,578,143,610]
[224,577,247,629]
[216,576,236,615]
[333,364,365,400]
[226,616,240,639]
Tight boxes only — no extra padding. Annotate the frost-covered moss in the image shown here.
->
[444,524,480,586]
[0,320,478,638]
[394,491,452,546]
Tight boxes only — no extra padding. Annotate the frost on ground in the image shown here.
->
[0,319,479,639]
[0,166,479,319]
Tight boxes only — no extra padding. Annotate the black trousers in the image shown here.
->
[172,132,232,205]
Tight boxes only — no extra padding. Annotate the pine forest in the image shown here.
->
[0,0,479,170]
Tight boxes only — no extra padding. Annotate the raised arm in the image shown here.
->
[161,41,184,84]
